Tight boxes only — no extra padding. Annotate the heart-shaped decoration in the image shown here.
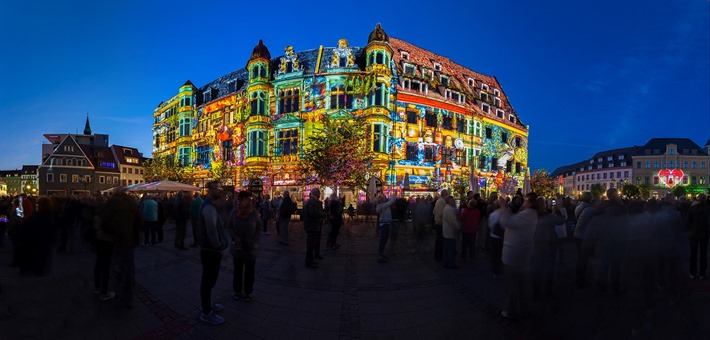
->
[658,169,684,188]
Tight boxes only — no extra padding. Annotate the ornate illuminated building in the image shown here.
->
[152,24,529,200]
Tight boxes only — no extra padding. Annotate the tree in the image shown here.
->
[671,185,687,198]
[621,183,640,198]
[143,155,195,183]
[298,115,374,193]
[530,169,557,198]
[638,184,651,199]
[590,183,606,198]
[209,160,235,186]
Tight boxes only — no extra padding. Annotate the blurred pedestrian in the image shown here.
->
[303,188,325,268]
[226,191,261,302]
[198,182,228,324]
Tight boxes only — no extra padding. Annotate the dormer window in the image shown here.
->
[423,69,433,79]
[481,83,489,92]
[668,147,675,155]
[203,90,212,103]
[228,81,236,93]
[493,89,500,96]
[467,78,474,87]
[508,114,516,123]
[403,64,416,75]
[494,97,501,107]
[433,62,442,71]
[400,51,409,60]
[482,103,490,113]
[496,109,504,118]
[440,75,449,86]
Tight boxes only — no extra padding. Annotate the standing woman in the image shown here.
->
[227,191,262,302]
[327,193,343,250]
[460,200,481,260]
[20,196,56,276]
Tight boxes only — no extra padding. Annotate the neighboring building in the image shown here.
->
[551,138,710,198]
[0,170,21,195]
[20,165,39,194]
[152,24,529,199]
[111,145,148,186]
[39,116,148,196]
[0,180,6,196]
[631,138,710,198]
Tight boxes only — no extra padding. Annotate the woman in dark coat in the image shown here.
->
[226,191,262,302]
[19,196,56,276]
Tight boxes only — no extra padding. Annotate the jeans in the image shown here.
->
[93,239,113,294]
[190,218,200,246]
[200,249,223,313]
[113,246,135,307]
[505,264,530,318]
[233,257,256,295]
[175,219,187,248]
[305,231,320,265]
[327,220,342,248]
[378,223,390,256]
[443,238,456,267]
[532,241,556,297]
[143,221,157,245]
[461,233,476,259]
[689,238,709,277]
[576,238,593,286]
[278,218,290,244]
[434,224,443,261]
[488,236,503,275]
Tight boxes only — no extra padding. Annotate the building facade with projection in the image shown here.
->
[152,24,529,202]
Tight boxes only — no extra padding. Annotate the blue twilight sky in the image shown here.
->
[1,0,708,173]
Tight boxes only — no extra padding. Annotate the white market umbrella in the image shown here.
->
[128,180,200,193]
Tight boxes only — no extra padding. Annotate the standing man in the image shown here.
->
[685,193,709,280]
[101,189,142,308]
[198,182,228,324]
[432,189,450,262]
[442,196,461,268]
[573,192,596,288]
[190,193,204,247]
[277,190,297,245]
[173,191,191,250]
[260,194,273,235]
[303,188,325,268]
[139,195,158,246]
[376,195,397,263]
[499,193,538,320]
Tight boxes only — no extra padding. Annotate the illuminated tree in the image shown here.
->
[298,115,374,193]
[143,155,195,183]
[638,184,651,199]
[530,169,557,198]
[671,185,687,198]
[590,183,605,198]
[621,183,641,198]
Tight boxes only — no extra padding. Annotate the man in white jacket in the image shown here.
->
[499,193,538,320]
[432,189,450,262]
[442,196,461,268]
[376,195,397,263]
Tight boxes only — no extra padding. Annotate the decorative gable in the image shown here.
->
[329,39,356,69]
[277,46,303,75]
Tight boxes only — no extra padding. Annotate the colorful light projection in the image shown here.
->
[658,169,684,188]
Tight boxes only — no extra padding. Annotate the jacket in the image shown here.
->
[460,207,481,234]
[199,199,228,251]
[303,197,324,232]
[376,197,397,225]
[501,208,537,267]
[685,201,710,240]
[442,204,460,238]
[226,209,261,260]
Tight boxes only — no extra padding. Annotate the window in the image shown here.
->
[196,145,210,165]
[276,128,299,155]
[251,64,267,79]
[248,130,267,157]
[479,156,486,169]
[329,85,350,110]
[222,140,233,162]
[493,89,500,96]
[250,91,267,115]
[501,133,507,144]
[691,176,697,184]
[506,161,512,173]
[620,161,627,167]
[683,176,688,184]
[491,157,498,170]
[496,109,504,118]
[369,82,387,106]
[457,119,465,133]
[180,96,191,107]
[653,177,659,184]
[481,83,489,92]
[443,115,452,130]
[404,64,416,75]
[128,168,133,174]
[481,91,489,102]
[423,69,433,79]
[178,147,191,166]
[702,162,706,169]
[508,115,516,123]
[494,97,501,107]
[467,78,474,87]
[516,162,521,173]
[618,155,625,160]
[636,162,641,168]
[669,148,674,155]
[433,62,442,71]
[113,177,119,184]
[228,81,236,93]
[440,75,449,86]
[469,120,483,137]
[405,143,418,161]
[98,176,105,184]
[669,161,674,168]
[683,161,688,168]
[280,88,301,113]
[47,173,54,182]
[653,161,659,169]
[63,145,74,152]
[603,173,607,179]
[610,172,614,179]
[425,146,436,162]
[482,103,490,113]
[406,111,417,124]
[485,127,492,139]
[425,111,437,127]
[179,118,191,137]
[692,161,697,168]
[203,90,211,103]
[372,123,388,152]
[401,51,409,60]
[624,171,629,178]
[514,136,522,147]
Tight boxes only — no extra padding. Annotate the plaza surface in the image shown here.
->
[0,218,708,339]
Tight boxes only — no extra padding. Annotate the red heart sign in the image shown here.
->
[658,169,684,188]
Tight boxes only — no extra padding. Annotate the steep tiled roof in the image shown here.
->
[81,145,120,173]
[111,145,145,166]
[634,138,707,156]
[550,161,586,177]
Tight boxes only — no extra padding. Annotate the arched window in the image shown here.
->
[372,123,388,152]
[369,82,387,106]
[247,130,268,157]
[250,91,267,115]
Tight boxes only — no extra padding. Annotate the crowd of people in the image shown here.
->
[1,184,708,334]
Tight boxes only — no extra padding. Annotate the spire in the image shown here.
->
[84,113,92,135]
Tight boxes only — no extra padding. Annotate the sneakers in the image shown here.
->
[99,292,116,301]
[200,303,224,312]
[199,311,225,325]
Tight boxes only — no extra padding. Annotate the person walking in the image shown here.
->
[174,191,192,250]
[499,193,538,320]
[277,191,297,245]
[685,193,709,280]
[100,190,142,308]
[487,197,504,277]
[460,200,481,260]
[442,196,461,269]
[94,201,116,301]
[198,182,228,324]
[432,189,450,262]
[260,194,273,235]
[139,195,158,246]
[303,188,325,268]
[190,193,203,247]
[531,197,563,299]
[226,191,261,302]
[375,195,397,263]
[573,192,596,288]
[327,193,343,250]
